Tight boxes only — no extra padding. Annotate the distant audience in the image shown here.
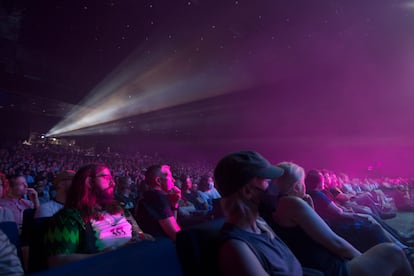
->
[305,169,413,250]
[271,162,412,275]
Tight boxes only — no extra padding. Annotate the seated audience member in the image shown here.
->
[115,176,154,241]
[45,164,139,267]
[0,173,14,222]
[201,174,221,199]
[191,181,199,192]
[24,169,35,188]
[177,177,210,228]
[323,171,395,220]
[0,229,24,276]
[135,165,181,241]
[136,177,149,198]
[197,175,220,212]
[34,170,75,218]
[177,197,209,229]
[381,178,413,211]
[271,162,412,276]
[0,175,39,231]
[114,176,135,211]
[180,175,208,211]
[33,176,50,205]
[177,198,197,217]
[306,170,412,250]
[360,178,392,205]
[214,151,303,275]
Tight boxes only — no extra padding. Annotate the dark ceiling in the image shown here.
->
[1,0,414,176]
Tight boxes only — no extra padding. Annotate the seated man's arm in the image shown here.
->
[158,216,181,241]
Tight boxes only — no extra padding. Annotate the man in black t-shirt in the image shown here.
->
[134,165,181,241]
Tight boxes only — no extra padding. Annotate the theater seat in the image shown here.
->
[176,218,324,276]
[28,217,52,273]
[0,221,20,250]
[21,208,36,246]
[32,238,183,276]
[176,218,226,276]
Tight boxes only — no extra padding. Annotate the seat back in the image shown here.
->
[0,220,20,249]
[211,198,225,220]
[176,216,324,276]
[21,208,36,246]
[32,238,183,276]
[176,218,226,276]
[28,217,52,273]
[0,220,23,265]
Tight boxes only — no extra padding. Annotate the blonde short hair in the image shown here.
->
[275,162,305,194]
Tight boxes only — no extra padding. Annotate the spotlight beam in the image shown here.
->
[47,50,255,137]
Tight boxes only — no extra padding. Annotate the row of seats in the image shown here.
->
[1,210,323,275]
[31,238,184,276]
[0,221,20,254]
[32,218,227,276]
[0,213,226,276]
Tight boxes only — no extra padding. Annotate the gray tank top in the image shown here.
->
[220,223,303,276]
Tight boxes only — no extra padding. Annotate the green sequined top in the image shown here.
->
[44,208,99,256]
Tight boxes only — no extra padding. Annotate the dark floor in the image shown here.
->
[386,211,414,237]
[385,212,414,271]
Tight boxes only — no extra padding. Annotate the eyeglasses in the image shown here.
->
[96,174,113,181]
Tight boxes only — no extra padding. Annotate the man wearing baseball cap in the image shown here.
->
[214,150,303,275]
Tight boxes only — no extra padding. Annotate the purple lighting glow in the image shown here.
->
[1,0,414,177]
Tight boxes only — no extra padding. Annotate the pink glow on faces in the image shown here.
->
[10,176,28,198]
[161,165,175,192]
[95,168,115,196]
[0,178,3,198]
[186,177,192,190]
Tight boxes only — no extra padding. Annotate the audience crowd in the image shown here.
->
[0,142,413,275]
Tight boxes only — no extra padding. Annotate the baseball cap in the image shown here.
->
[53,170,75,186]
[214,150,284,197]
